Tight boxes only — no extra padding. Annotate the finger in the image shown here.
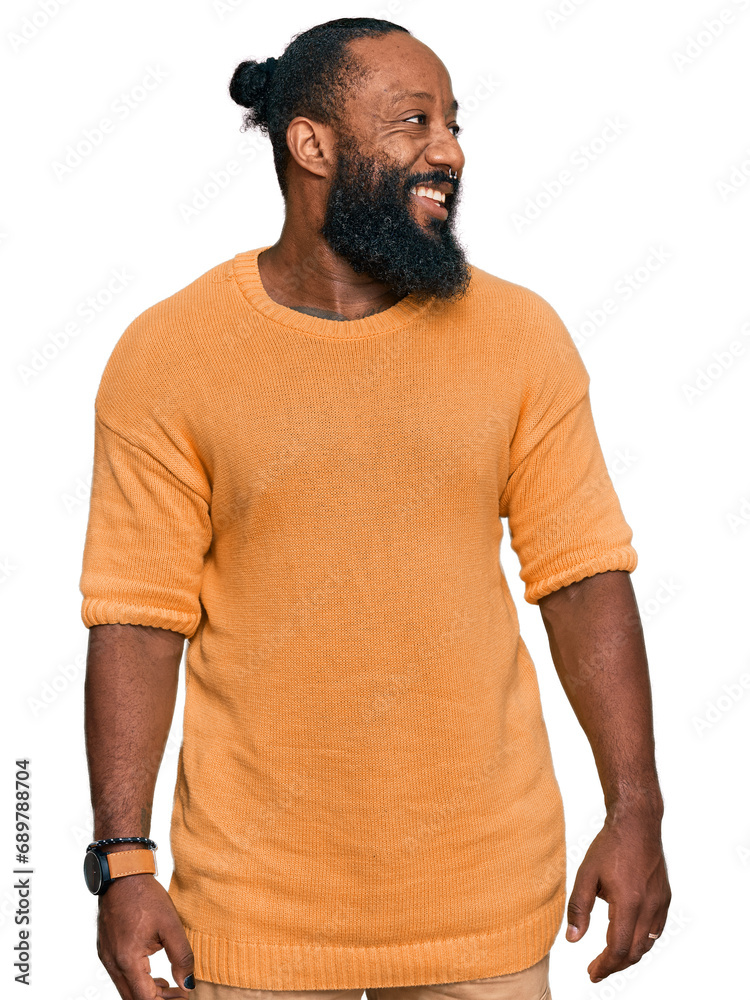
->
[648,911,668,942]
[106,964,138,1000]
[644,896,671,949]
[117,952,169,1000]
[151,979,195,1000]
[587,899,639,982]
[153,978,186,999]
[566,864,599,941]
[159,916,195,996]
[625,900,666,965]
[646,925,664,945]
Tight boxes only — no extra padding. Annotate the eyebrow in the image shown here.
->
[388,90,459,113]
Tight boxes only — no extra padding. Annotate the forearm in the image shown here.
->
[538,569,663,818]
[84,623,185,841]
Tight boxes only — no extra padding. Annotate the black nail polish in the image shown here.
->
[184,973,195,989]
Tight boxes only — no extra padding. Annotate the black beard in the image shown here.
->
[320,138,471,303]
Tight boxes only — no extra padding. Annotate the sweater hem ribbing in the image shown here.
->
[80,596,200,639]
[524,546,638,605]
[183,890,565,991]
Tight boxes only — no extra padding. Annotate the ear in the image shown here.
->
[286,116,335,180]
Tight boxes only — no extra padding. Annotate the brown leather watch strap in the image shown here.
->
[106,848,157,880]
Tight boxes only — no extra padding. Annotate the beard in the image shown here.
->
[320,136,471,303]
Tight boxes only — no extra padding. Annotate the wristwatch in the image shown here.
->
[83,838,158,895]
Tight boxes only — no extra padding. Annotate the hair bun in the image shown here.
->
[229,58,278,122]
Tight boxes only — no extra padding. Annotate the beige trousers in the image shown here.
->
[193,953,551,1000]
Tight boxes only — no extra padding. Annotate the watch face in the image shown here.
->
[83,850,103,894]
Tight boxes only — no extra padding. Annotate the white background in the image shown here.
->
[2,0,749,997]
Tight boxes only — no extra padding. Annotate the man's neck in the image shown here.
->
[257,233,405,321]
[286,303,393,322]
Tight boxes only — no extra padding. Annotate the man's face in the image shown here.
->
[319,33,470,302]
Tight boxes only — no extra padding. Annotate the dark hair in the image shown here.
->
[228,17,410,197]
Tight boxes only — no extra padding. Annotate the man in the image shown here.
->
[79,17,670,1000]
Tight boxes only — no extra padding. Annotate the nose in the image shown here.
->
[424,128,465,181]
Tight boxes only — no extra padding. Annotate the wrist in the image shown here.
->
[96,872,157,905]
[84,840,158,895]
[89,835,156,851]
[605,786,664,823]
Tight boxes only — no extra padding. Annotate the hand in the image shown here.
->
[96,873,195,999]
[565,805,671,983]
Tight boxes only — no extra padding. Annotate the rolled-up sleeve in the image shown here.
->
[498,294,637,605]
[79,412,213,638]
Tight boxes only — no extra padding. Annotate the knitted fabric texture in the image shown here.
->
[79,246,637,990]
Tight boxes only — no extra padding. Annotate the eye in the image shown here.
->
[403,114,462,137]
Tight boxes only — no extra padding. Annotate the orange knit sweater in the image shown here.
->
[79,246,637,990]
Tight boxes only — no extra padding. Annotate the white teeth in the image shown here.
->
[410,186,447,205]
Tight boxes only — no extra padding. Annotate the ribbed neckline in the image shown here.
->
[232,246,434,340]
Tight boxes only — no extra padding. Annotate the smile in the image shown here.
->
[409,185,446,204]
[409,184,451,220]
